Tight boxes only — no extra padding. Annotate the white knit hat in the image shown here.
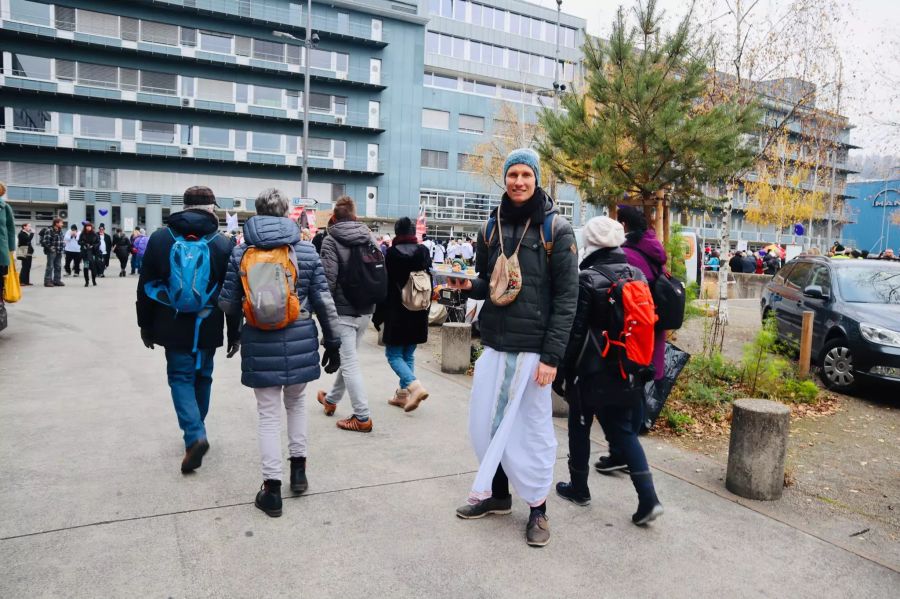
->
[583,216,625,256]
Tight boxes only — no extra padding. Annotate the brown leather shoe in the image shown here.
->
[317,390,336,416]
[388,388,409,408]
[336,415,373,433]
[404,380,429,413]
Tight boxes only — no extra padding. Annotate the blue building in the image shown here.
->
[1,0,427,232]
[842,179,900,254]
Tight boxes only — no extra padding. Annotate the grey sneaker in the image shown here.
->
[526,511,550,547]
[455,496,512,519]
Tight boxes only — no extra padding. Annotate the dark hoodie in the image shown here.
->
[470,187,578,366]
[374,236,432,346]
[218,215,341,388]
[136,209,239,351]
[319,219,377,316]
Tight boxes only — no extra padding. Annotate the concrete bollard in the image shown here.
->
[441,322,471,374]
[726,399,791,500]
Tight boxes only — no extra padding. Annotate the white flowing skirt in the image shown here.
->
[467,347,558,506]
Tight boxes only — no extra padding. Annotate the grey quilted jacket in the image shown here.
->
[319,220,377,316]
[218,215,341,388]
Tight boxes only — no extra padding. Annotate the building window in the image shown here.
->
[56,60,76,81]
[140,71,177,95]
[253,39,284,62]
[235,130,247,150]
[334,96,347,116]
[80,115,116,138]
[9,162,55,186]
[198,31,232,53]
[198,127,230,148]
[475,81,496,97]
[59,113,73,135]
[58,165,76,187]
[426,31,439,53]
[422,109,450,130]
[78,167,116,189]
[458,114,485,134]
[235,84,249,103]
[122,120,135,140]
[308,92,333,113]
[421,150,449,170]
[252,132,282,153]
[13,108,50,132]
[141,121,176,144]
[76,9,119,38]
[252,85,283,108]
[457,153,483,172]
[180,27,197,47]
[197,78,233,102]
[11,54,51,80]
[8,0,51,26]
[286,44,301,65]
[120,68,139,91]
[332,183,346,202]
[308,137,332,158]
[141,21,179,46]
[333,140,346,158]
[77,63,118,88]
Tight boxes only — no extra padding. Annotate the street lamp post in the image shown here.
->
[274,0,317,200]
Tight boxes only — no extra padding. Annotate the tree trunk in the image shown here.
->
[663,201,671,248]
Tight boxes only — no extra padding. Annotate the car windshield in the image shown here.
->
[837,268,900,304]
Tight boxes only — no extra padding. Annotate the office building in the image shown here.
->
[842,179,900,254]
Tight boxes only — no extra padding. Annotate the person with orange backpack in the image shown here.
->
[553,216,664,526]
[218,188,342,518]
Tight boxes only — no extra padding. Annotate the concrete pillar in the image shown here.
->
[726,399,791,500]
[120,202,138,233]
[66,198,86,229]
[145,204,162,234]
[441,323,471,374]
[95,201,112,231]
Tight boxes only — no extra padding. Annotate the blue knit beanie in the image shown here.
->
[502,148,541,187]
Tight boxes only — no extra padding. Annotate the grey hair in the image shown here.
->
[255,188,290,217]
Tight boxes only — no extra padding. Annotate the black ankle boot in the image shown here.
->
[255,480,282,517]
[289,456,308,494]
[630,471,662,526]
[556,462,591,506]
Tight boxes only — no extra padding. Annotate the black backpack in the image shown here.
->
[340,240,387,310]
[630,246,686,330]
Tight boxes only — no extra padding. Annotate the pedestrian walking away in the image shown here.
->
[16,222,35,286]
[63,224,81,277]
[219,188,342,518]
[446,148,578,547]
[373,217,432,412]
[78,222,101,287]
[112,228,131,277]
[553,216,664,526]
[136,186,240,474]
[317,196,386,432]
[40,217,65,287]
[131,228,148,275]
[0,184,16,302]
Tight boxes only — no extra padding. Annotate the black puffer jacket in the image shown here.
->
[374,237,432,346]
[558,247,647,407]
[218,215,341,388]
[320,220,376,317]
[469,188,578,366]
[136,209,240,351]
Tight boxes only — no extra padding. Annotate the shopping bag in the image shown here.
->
[642,343,690,431]
[4,253,21,303]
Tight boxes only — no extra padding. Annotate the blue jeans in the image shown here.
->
[385,344,417,389]
[165,349,215,448]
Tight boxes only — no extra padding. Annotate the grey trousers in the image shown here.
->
[325,314,371,419]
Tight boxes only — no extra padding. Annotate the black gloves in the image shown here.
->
[321,346,341,374]
[141,329,154,350]
[226,341,240,358]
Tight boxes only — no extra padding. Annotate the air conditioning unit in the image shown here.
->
[57,210,68,219]
[233,199,244,210]
[334,116,345,125]
[108,144,118,151]
[180,147,188,156]
[182,98,192,107]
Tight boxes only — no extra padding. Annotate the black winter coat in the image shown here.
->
[112,233,131,260]
[468,188,578,366]
[728,255,744,273]
[218,215,341,388]
[558,247,647,408]
[18,230,34,255]
[79,230,101,261]
[374,238,432,346]
[136,209,240,351]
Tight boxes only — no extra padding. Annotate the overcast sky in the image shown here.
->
[531,0,899,158]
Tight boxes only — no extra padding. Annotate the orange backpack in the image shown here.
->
[239,246,301,330]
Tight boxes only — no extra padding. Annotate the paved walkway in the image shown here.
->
[1,275,897,598]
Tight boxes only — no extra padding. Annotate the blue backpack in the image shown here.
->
[144,229,219,367]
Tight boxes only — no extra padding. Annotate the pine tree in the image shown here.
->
[538,0,758,240]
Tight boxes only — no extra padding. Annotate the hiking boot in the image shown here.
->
[595,455,629,474]
[317,390,336,416]
[455,496,512,519]
[289,456,308,494]
[525,511,551,547]
[44,282,54,287]
[53,281,65,286]
[336,415,372,433]
[632,502,664,526]
[388,388,409,409]
[181,438,209,473]
[556,481,591,506]
[255,480,283,517]
[404,380,429,413]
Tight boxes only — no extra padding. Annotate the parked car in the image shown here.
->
[760,256,900,392]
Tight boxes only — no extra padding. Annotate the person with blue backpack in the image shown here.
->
[136,186,240,474]
[218,188,342,517]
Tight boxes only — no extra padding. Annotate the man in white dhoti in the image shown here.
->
[447,148,578,547]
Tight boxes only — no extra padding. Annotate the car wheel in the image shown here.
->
[820,338,857,392]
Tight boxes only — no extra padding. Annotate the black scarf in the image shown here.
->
[499,187,546,225]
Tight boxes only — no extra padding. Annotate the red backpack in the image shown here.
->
[589,265,658,381]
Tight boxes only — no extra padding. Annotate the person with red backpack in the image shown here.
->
[218,188,342,517]
[137,186,240,474]
[553,216,664,526]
